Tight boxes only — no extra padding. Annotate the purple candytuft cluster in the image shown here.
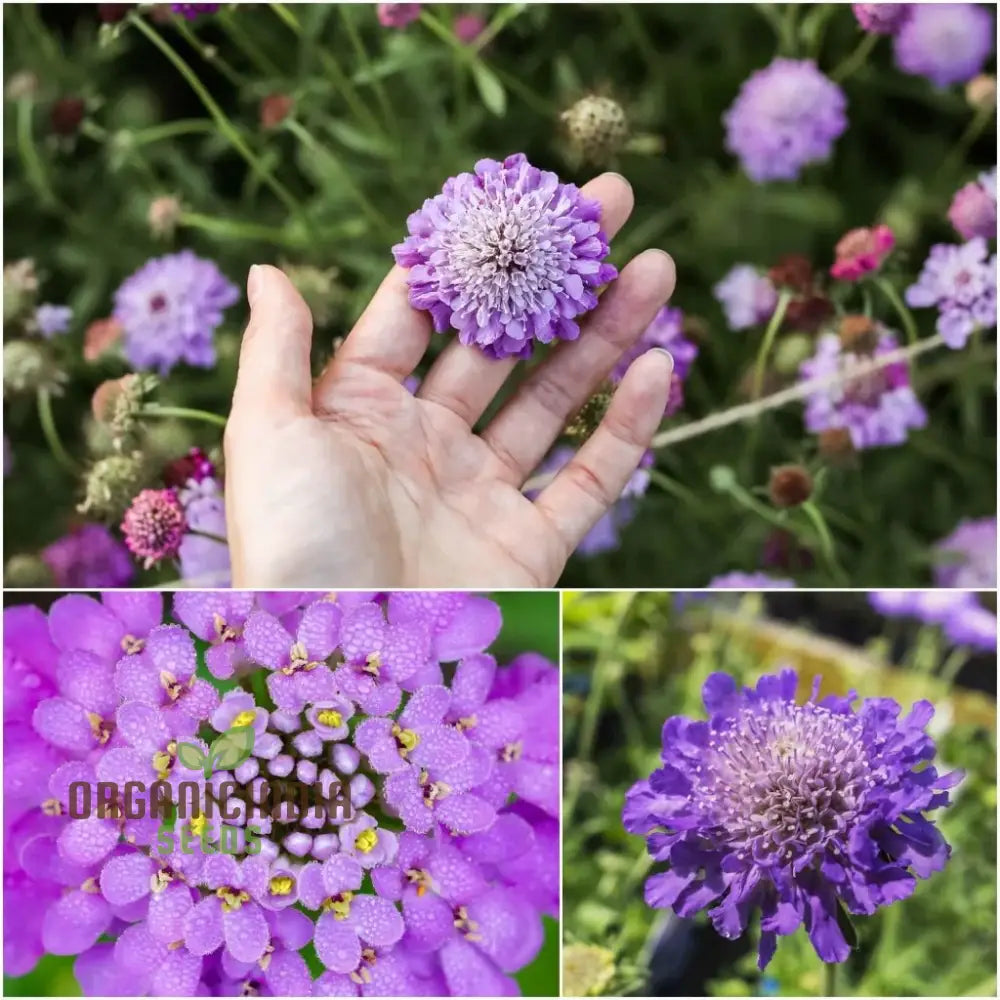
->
[393,153,617,360]
[852,4,912,34]
[869,589,996,652]
[799,327,927,449]
[624,668,961,968]
[113,250,239,375]
[905,238,997,350]
[4,592,558,996]
[41,523,134,588]
[894,3,995,87]
[713,265,778,330]
[610,306,697,417]
[948,168,997,241]
[932,515,997,590]
[723,58,847,183]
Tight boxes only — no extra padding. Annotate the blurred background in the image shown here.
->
[2,589,560,997]
[3,3,996,587]
[562,590,997,997]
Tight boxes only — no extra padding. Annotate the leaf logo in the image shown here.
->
[176,726,256,779]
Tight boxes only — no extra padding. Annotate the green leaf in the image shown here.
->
[175,742,206,771]
[209,726,256,772]
[470,62,506,117]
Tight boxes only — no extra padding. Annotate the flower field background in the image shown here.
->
[2,2,996,589]
[3,589,560,996]
[562,590,997,997]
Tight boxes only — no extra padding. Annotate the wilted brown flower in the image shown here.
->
[260,93,294,129]
[50,96,86,136]
[768,464,813,508]
[838,314,878,354]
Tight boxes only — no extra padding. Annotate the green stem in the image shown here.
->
[139,405,228,428]
[831,31,878,83]
[172,18,247,87]
[16,99,60,209]
[218,9,282,77]
[37,389,77,473]
[131,119,220,146]
[799,500,847,584]
[129,13,306,225]
[339,6,396,133]
[753,289,792,400]
[939,646,970,686]
[473,3,528,52]
[874,276,919,345]
[942,101,994,177]
[179,211,306,246]
[823,961,837,997]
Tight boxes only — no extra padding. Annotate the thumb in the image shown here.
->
[231,264,314,420]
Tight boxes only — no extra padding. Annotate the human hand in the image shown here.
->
[224,173,676,588]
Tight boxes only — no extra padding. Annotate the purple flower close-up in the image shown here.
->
[904,237,997,350]
[3,592,558,996]
[178,476,230,587]
[624,668,962,968]
[113,250,239,375]
[933,515,997,589]
[377,3,421,28]
[869,589,997,652]
[41,523,134,588]
[948,167,997,241]
[33,303,73,338]
[713,264,778,330]
[799,328,927,449]
[392,152,617,360]
[852,4,912,34]
[723,58,847,182]
[894,3,995,87]
[707,571,796,589]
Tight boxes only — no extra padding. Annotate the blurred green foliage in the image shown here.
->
[562,590,997,996]
[2,3,996,586]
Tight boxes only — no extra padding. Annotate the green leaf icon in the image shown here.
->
[176,742,207,772]
[208,726,256,775]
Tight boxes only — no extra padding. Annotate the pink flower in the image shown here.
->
[948,169,997,240]
[376,3,420,28]
[830,224,895,281]
[453,12,486,44]
[120,488,187,568]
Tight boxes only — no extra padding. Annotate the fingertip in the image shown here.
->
[581,171,635,238]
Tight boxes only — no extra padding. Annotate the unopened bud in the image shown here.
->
[4,554,54,587]
[966,74,996,110]
[5,71,39,102]
[148,195,182,239]
[83,317,124,362]
[563,943,616,998]
[562,95,629,166]
[768,464,813,508]
[818,428,856,465]
[282,262,343,327]
[50,97,86,137]
[260,93,294,130]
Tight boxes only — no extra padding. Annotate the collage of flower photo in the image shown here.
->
[2,2,997,999]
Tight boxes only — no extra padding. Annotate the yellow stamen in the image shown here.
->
[500,741,523,763]
[86,711,112,744]
[152,746,175,779]
[217,887,250,913]
[392,724,420,757]
[121,634,145,654]
[159,670,183,701]
[81,877,100,894]
[189,815,207,837]
[363,652,381,677]
[317,709,343,728]
[322,891,353,920]
[454,715,477,732]
[354,829,378,854]
[269,876,294,896]
[41,798,63,816]
[232,710,257,729]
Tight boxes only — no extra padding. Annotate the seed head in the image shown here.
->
[838,314,879,353]
[2,341,67,396]
[282,262,343,327]
[966,73,997,109]
[565,382,614,443]
[768,464,813,508]
[78,451,147,519]
[562,95,629,166]
[148,195,183,239]
[3,259,39,323]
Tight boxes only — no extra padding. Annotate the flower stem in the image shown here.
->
[823,961,837,997]
[831,31,878,83]
[753,289,792,400]
[16,98,60,210]
[139,405,228,428]
[172,17,247,88]
[800,500,848,584]
[37,389,77,473]
[339,6,397,134]
[178,211,306,247]
[874,276,919,345]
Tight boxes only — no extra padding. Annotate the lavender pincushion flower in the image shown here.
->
[799,328,927,449]
[41,523,134,588]
[393,153,617,360]
[624,669,962,968]
[852,4,912,34]
[113,250,239,375]
[713,264,778,330]
[948,168,997,240]
[933,515,997,589]
[723,58,847,182]
[905,238,997,350]
[33,303,73,338]
[894,3,995,87]
[4,591,558,996]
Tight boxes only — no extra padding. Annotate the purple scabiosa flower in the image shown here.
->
[948,168,997,240]
[905,238,997,349]
[377,3,421,28]
[41,523,134,588]
[933,515,997,588]
[723,58,847,182]
[852,4,912,34]
[799,328,927,449]
[713,264,778,330]
[611,305,697,417]
[706,571,796,588]
[113,250,239,375]
[392,153,618,360]
[172,2,221,18]
[625,669,962,968]
[120,487,187,569]
[33,303,72,338]
[869,589,997,652]
[178,476,230,587]
[4,592,557,996]
[894,3,995,87]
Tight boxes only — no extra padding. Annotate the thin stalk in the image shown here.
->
[824,961,837,997]
[753,289,792,400]
[219,9,282,77]
[179,211,306,247]
[131,119,219,145]
[139,405,228,428]
[473,3,529,52]
[941,101,994,178]
[37,389,78,473]
[16,99,60,209]
[129,13,306,225]
[939,647,969,686]
[339,6,397,133]
[831,31,879,83]
[173,18,247,87]
[800,500,848,584]
[874,276,919,345]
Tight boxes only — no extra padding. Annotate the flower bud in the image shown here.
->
[148,195,182,239]
[768,464,813,508]
[838,314,879,354]
[50,97,86,137]
[562,95,630,166]
[5,71,39,102]
[78,451,147,519]
[4,553,54,587]
[92,373,159,445]
[83,317,124,362]
[3,341,67,396]
[966,74,996,109]
[260,93,294,130]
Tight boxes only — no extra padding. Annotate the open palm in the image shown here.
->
[224,174,676,587]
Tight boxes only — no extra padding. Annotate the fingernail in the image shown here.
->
[247,264,262,307]
[651,348,674,375]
